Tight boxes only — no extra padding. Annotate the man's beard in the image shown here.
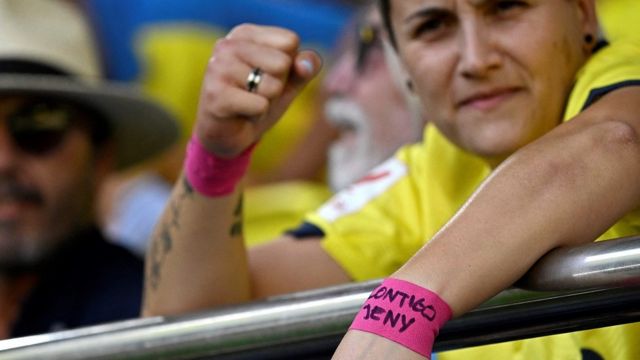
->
[0,226,46,274]
[325,98,388,191]
[0,176,50,273]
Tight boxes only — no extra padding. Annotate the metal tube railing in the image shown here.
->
[519,234,640,289]
[2,235,640,359]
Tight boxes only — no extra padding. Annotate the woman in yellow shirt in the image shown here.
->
[145,1,640,358]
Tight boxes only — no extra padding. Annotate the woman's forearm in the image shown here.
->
[335,90,640,359]
[396,118,640,316]
[142,175,251,316]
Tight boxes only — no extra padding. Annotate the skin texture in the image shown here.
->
[143,1,640,359]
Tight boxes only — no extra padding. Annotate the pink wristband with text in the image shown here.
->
[349,278,452,358]
[185,135,255,197]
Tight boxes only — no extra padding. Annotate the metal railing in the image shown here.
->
[2,235,640,359]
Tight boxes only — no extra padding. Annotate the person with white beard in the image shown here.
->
[323,4,425,191]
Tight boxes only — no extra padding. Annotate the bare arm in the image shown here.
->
[142,24,350,316]
[143,177,349,315]
[334,86,640,359]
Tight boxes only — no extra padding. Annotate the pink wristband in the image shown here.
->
[185,135,255,197]
[349,278,452,358]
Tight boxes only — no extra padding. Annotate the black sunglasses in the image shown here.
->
[6,99,77,155]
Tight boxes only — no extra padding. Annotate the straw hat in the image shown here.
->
[0,0,179,169]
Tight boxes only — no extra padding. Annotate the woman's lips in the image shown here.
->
[458,88,521,111]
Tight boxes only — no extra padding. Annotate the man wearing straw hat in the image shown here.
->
[0,0,178,338]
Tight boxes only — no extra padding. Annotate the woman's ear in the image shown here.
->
[381,37,413,94]
[381,37,425,130]
[576,0,599,47]
[406,79,414,92]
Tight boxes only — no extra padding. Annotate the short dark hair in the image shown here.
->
[378,0,397,49]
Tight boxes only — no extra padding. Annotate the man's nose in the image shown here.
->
[323,52,358,94]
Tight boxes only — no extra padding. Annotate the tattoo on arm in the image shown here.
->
[229,194,244,237]
[144,177,195,302]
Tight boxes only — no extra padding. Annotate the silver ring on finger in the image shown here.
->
[246,67,263,93]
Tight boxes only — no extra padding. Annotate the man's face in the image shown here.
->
[390,0,596,166]
[0,96,106,270]
[324,8,424,191]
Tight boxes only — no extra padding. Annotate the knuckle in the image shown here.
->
[265,78,285,97]
[275,53,293,72]
[207,56,231,78]
[256,97,269,114]
[212,38,226,52]
[205,55,220,75]
[208,46,238,74]
[228,23,255,39]
[255,97,270,115]
[241,96,268,117]
[202,74,224,98]
[212,37,234,56]
[281,31,300,51]
[210,96,235,118]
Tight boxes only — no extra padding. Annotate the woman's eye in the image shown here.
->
[420,18,443,33]
[493,0,527,14]
[413,16,450,39]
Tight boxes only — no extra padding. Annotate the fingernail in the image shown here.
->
[300,59,314,75]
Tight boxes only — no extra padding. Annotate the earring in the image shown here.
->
[584,34,594,44]
[406,79,414,92]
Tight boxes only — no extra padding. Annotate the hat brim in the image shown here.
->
[0,74,180,169]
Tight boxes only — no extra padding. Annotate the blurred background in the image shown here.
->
[65,0,366,253]
[61,0,640,255]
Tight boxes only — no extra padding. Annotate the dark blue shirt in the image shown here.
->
[10,226,143,337]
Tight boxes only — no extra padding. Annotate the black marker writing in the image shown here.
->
[368,286,437,321]
[362,304,416,333]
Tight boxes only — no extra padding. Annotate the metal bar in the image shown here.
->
[2,236,640,359]
[519,234,640,290]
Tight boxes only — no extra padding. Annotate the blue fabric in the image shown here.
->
[287,221,325,239]
[106,173,172,256]
[10,226,143,337]
[87,0,355,80]
[583,80,640,111]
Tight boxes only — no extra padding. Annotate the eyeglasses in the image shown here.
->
[5,100,76,155]
[355,22,382,74]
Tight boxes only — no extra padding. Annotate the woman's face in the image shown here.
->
[390,0,597,166]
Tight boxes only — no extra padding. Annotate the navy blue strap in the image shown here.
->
[286,221,325,239]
